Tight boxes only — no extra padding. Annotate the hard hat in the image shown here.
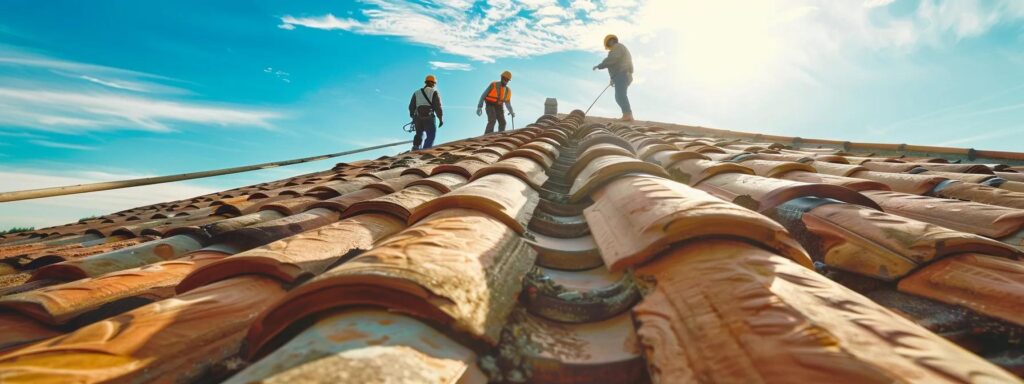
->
[425,74,436,83]
[501,70,512,80]
[604,34,618,50]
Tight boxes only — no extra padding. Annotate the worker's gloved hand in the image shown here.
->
[438,118,444,127]
[610,79,615,87]
[509,112,516,118]
[592,65,599,71]
[476,108,483,117]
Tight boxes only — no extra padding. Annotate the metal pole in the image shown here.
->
[585,84,612,115]
[0,140,412,203]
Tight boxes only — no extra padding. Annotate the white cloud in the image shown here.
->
[429,61,474,71]
[278,0,1024,67]
[0,167,220,230]
[0,87,281,133]
[863,0,895,8]
[28,140,96,151]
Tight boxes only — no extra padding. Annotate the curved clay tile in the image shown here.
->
[257,196,323,216]
[569,155,670,203]
[5,236,157,271]
[363,174,423,194]
[178,213,404,293]
[431,159,490,178]
[244,209,536,356]
[472,145,512,158]
[0,276,287,384]
[528,211,590,239]
[398,165,435,177]
[738,159,817,178]
[917,170,997,184]
[631,239,1020,383]
[494,136,527,148]
[664,158,753,186]
[932,181,1024,210]
[586,175,811,271]
[913,163,995,174]
[863,190,1024,238]
[646,150,708,168]
[735,152,808,162]
[850,170,947,195]
[578,134,635,155]
[408,173,539,233]
[227,309,485,384]
[472,157,549,190]
[526,233,603,271]
[697,173,882,212]
[535,196,590,217]
[464,151,503,164]
[844,155,901,164]
[513,141,561,162]
[809,154,850,164]
[523,266,638,323]
[779,171,891,192]
[996,171,1024,183]
[0,251,227,326]
[998,180,1024,193]
[342,185,444,221]
[859,161,921,173]
[538,130,569,147]
[0,313,61,353]
[799,203,1021,280]
[407,172,468,193]
[503,310,646,384]
[202,210,287,238]
[567,144,636,181]
[898,253,1024,327]
[304,178,375,198]
[31,234,206,282]
[810,160,867,176]
[307,188,386,213]
[213,208,342,251]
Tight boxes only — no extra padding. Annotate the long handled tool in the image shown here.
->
[584,84,612,115]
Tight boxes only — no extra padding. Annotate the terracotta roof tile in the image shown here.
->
[0,276,287,383]
[898,253,1024,327]
[631,239,1020,383]
[795,202,1020,280]
[177,213,404,292]
[585,174,811,272]
[696,172,882,212]
[409,173,538,234]
[245,208,536,356]
[227,309,485,383]
[4,112,1024,381]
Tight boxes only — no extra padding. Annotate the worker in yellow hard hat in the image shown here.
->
[408,74,443,150]
[476,70,514,134]
[593,34,634,121]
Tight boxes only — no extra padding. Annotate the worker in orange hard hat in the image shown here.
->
[476,70,514,134]
[408,74,443,150]
[593,34,634,121]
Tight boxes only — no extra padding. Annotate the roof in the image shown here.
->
[0,110,1023,383]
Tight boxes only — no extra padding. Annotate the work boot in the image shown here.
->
[412,145,420,151]
[621,113,634,122]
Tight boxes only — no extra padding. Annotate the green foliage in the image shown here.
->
[0,226,34,235]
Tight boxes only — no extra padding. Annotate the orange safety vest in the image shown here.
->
[484,82,511,104]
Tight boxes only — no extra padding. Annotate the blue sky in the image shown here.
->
[1,0,1024,229]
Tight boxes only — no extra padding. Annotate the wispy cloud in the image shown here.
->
[0,87,282,133]
[0,46,282,133]
[429,61,473,71]
[263,66,292,83]
[29,139,96,151]
[278,0,1024,67]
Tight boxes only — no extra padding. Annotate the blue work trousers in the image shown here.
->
[413,116,436,149]
[612,72,632,114]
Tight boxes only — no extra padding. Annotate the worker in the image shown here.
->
[476,70,514,134]
[593,34,634,121]
[409,74,443,150]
